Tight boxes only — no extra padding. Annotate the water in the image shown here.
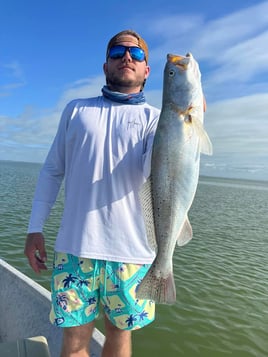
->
[1,160,268,357]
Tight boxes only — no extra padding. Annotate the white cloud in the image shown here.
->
[192,2,268,57]
[144,2,268,103]
[200,93,268,180]
[203,30,268,87]
[0,76,105,163]
[0,61,26,97]
[56,76,104,110]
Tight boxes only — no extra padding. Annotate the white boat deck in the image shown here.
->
[0,259,105,357]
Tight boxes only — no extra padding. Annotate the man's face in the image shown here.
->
[103,36,150,93]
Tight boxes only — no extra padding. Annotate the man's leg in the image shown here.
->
[61,322,95,357]
[102,315,132,357]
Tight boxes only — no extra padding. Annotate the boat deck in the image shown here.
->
[0,335,50,357]
[0,259,105,357]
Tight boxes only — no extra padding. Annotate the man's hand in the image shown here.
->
[24,232,48,273]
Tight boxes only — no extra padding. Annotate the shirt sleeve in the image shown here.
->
[27,101,75,233]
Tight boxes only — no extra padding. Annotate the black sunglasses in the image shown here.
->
[108,45,146,62]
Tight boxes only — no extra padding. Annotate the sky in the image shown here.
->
[0,0,268,181]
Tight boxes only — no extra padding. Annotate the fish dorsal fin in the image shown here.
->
[177,215,193,246]
[191,115,213,156]
[139,176,157,252]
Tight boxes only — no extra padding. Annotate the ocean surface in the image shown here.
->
[1,160,268,357]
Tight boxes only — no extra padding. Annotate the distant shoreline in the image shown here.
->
[1,159,267,185]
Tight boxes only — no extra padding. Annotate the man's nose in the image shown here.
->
[122,50,132,62]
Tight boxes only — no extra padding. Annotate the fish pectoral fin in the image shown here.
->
[191,116,213,156]
[199,129,213,156]
[177,215,193,246]
[139,176,157,252]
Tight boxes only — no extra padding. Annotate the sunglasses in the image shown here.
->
[108,45,146,62]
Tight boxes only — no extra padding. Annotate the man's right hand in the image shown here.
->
[24,232,48,273]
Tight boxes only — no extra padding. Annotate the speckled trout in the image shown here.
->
[137,53,213,304]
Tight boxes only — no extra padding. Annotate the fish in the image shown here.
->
[137,53,213,304]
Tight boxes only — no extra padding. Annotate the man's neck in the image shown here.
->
[107,85,141,94]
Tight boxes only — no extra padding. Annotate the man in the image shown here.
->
[24,30,160,357]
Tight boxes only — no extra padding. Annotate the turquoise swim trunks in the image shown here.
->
[50,252,155,330]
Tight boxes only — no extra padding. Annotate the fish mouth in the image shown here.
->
[167,53,191,70]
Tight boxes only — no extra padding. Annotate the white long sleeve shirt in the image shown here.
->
[28,95,160,264]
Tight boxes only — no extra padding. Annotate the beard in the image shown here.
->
[106,71,145,91]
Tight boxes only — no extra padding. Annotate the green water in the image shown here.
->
[1,160,268,356]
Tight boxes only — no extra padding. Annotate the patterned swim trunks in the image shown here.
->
[50,252,155,330]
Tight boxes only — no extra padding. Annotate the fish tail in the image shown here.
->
[136,266,176,304]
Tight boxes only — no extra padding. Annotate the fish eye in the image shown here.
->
[169,70,175,77]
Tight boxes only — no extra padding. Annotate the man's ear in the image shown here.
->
[144,65,150,80]
[103,63,108,76]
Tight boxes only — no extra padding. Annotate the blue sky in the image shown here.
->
[1,0,268,181]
